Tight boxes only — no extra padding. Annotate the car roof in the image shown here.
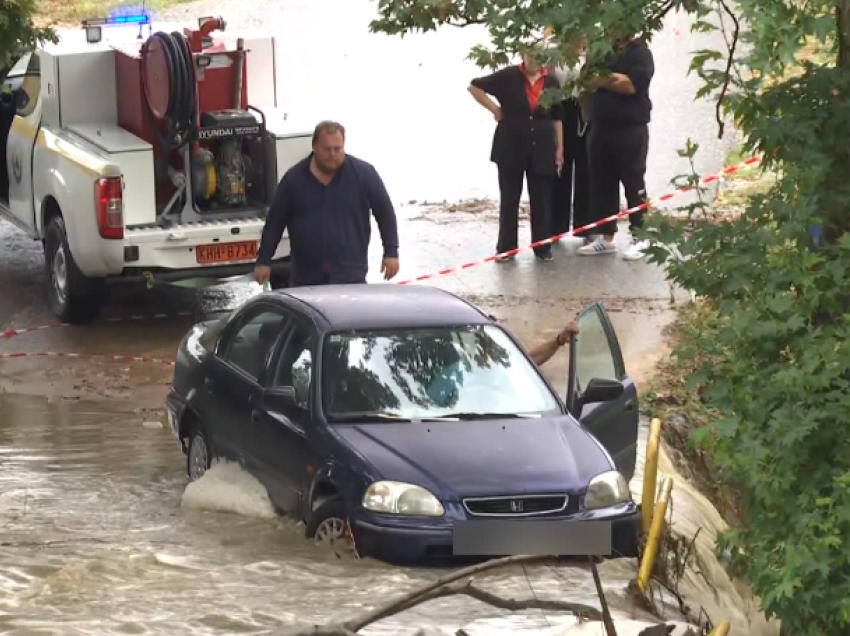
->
[274,284,494,332]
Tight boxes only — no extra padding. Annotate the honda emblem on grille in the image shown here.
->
[510,500,524,513]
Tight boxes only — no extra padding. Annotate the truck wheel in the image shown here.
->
[44,216,104,324]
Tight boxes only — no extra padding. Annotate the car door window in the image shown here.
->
[271,322,313,410]
[220,307,288,381]
[575,304,621,393]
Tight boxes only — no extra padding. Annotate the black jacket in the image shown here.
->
[257,154,399,286]
[471,66,563,175]
[592,39,654,126]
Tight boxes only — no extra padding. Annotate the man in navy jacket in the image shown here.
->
[254,121,400,287]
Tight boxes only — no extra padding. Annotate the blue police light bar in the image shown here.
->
[82,13,151,27]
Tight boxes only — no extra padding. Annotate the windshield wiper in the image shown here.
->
[328,413,413,423]
[424,412,542,421]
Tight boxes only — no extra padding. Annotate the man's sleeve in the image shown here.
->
[626,47,654,95]
[364,163,399,259]
[256,174,292,265]
[470,67,509,99]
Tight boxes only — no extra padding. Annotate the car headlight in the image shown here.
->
[362,481,445,516]
[584,471,631,510]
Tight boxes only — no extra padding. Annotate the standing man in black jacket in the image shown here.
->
[468,51,564,263]
[578,34,654,260]
[253,121,400,287]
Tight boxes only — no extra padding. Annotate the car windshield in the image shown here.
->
[322,325,561,421]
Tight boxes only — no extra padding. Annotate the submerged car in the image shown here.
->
[165,284,641,563]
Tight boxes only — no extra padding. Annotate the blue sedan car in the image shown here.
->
[165,284,641,563]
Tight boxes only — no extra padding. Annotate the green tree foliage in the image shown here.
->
[0,0,57,69]
[371,1,850,634]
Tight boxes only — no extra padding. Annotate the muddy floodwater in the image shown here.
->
[0,394,689,635]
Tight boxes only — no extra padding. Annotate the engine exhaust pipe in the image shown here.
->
[234,37,245,109]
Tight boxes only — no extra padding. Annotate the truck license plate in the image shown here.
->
[196,241,258,265]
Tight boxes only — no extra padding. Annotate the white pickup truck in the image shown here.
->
[1,16,310,323]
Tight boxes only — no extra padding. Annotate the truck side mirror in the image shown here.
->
[15,90,29,113]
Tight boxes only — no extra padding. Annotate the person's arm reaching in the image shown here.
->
[254,174,292,284]
[595,47,654,96]
[528,321,579,367]
[364,163,400,280]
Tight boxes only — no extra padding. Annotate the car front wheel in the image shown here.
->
[305,499,358,557]
[187,426,215,481]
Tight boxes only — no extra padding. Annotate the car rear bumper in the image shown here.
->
[350,503,640,564]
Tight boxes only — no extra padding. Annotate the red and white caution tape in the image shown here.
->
[2,323,68,340]
[396,154,762,285]
[0,351,174,366]
[0,154,763,365]
[0,311,194,341]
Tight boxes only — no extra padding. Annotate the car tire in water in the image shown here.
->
[44,216,104,324]
[186,425,215,482]
[305,499,357,552]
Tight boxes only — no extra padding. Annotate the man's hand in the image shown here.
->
[254,265,271,286]
[492,107,503,122]
[558,320,579,344]
[555,147,564,169]
[381,257,400,280]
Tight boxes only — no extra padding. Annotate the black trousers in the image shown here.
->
[587,123,649,236]
[552,102,590,235]
[497,161,553,256]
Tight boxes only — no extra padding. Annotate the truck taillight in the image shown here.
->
[95,177,124,239]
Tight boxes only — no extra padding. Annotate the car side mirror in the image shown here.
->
[264,386,299,412]
[581,378,624,404]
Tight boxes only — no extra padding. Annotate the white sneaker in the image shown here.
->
[577,237,617,255]
[623,238,649,261]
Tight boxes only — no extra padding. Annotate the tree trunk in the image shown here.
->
[837,2,850,68]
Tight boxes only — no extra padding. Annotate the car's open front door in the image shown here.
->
[566,302,639,481]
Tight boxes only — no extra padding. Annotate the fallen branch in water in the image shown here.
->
[383,579,602,622]
[277,554,604,635]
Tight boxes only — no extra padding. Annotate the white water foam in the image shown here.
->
[181,459,278,520]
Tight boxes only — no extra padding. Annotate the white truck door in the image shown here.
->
[5,52,42,231]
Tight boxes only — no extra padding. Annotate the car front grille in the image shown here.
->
[462,494,569,517]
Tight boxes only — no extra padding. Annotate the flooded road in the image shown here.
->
[0,1,777,634]
[0,395,687,635]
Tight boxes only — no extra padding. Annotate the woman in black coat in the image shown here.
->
[468,52,564,262]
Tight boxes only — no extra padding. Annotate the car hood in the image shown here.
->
[332,417,612,499]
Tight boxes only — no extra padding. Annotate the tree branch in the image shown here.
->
[590,559,618,636]
[276,555,606,636]
[343,554,554,632]
[837,2,850,68]
[382,579,603,621]
[715,0,741,138]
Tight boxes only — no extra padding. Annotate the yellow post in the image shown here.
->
[641,417,663,534]
[707,619,731,636]
[637,475,674,594]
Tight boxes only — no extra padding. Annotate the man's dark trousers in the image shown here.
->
[552,99,590,235]
[497,158,553,258]
[587,122,649,236]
